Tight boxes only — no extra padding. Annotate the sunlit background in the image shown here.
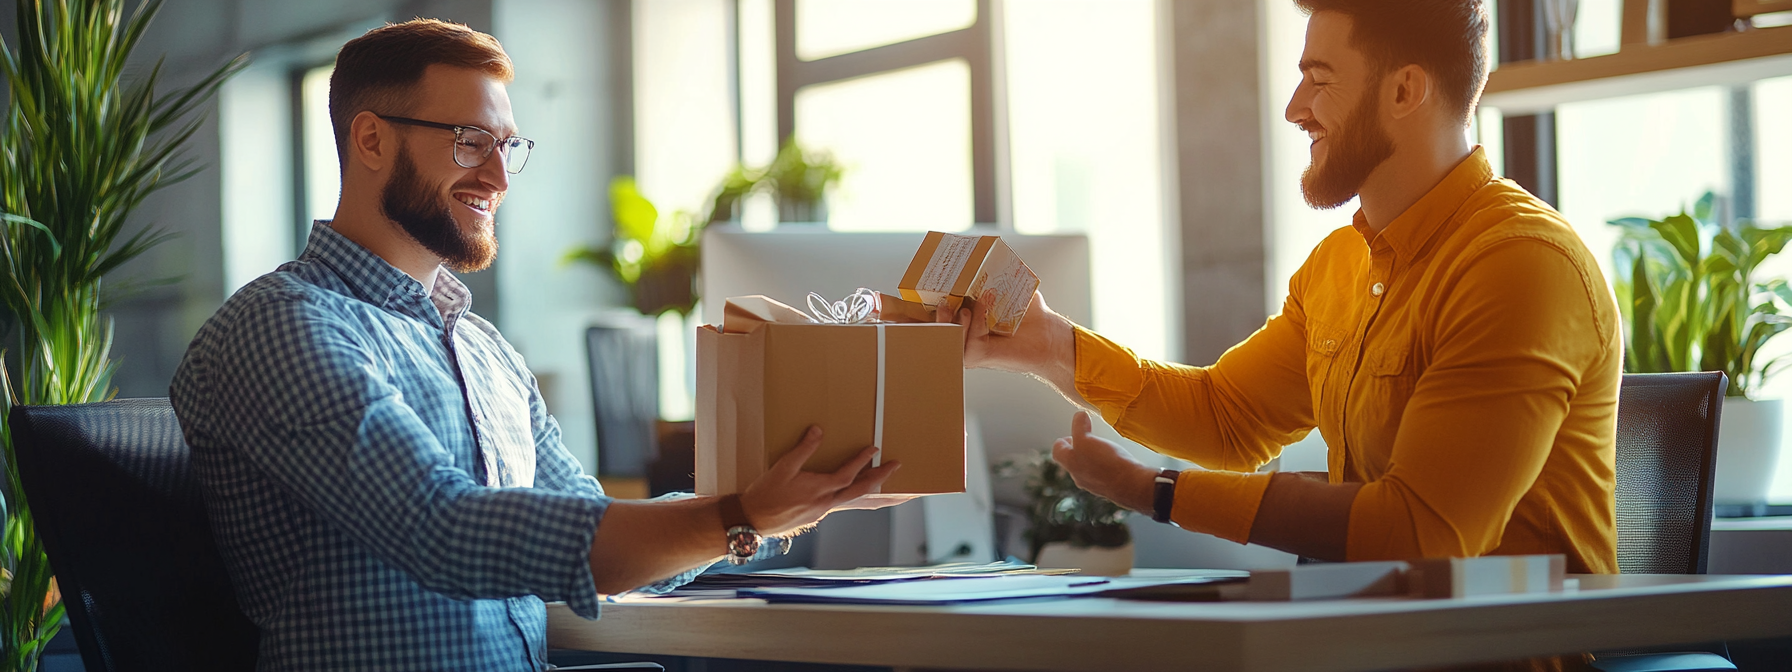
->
[61,0,1792,504]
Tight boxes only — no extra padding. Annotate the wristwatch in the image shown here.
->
[1152,468,1181,526]
[719,494,762,565]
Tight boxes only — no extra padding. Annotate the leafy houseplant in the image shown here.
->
[564,177,702,317]
[1613,191,1792,506]
[0,0,239,668]
[1612,191,1792,398]
[761,139,843,225]
[998,449,1132,566]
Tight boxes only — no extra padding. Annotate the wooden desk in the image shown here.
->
[547,574,1792,672]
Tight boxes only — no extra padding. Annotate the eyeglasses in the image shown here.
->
[378,115,534,174]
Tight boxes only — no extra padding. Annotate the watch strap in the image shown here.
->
[1152,468,1180,525]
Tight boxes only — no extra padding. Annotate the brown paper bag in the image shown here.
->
[696,296,966,495]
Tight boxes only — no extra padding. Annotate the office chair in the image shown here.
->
[586,321,660,480]
[10,399,662,672]
[9,398,259,671]
[1592,372,1734,672]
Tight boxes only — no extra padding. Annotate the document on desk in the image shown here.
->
[737,573,1247,606]
[688,560,1073,590]
[740,575,1113,605]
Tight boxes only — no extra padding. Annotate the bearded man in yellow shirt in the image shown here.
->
[948,0,1620,575]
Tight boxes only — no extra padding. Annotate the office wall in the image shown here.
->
[493,0,635,473]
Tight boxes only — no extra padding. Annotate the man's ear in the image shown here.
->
[1385,64,1431,121]
[348,110,392,173]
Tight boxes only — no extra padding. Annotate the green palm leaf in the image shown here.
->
[0,0,240,667]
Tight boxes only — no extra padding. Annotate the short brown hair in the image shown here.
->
[1294,0,1489,125]
[328,19,514,164]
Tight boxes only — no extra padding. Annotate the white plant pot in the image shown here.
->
[1035,541,1135,577]
[1715,397,1783,506]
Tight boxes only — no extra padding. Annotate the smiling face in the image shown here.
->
[1284,11,1396,210]
[376,64,516,272]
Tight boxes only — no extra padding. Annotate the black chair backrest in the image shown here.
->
[586,321,659,478]
[9,398,258,671]
[1614,372,1727,575]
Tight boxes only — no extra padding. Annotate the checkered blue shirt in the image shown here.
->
[172,222,618,671]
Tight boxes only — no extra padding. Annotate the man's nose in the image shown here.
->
[1285,84,1308,125]
[479,150,511,192]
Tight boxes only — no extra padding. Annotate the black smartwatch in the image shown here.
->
[1151,468,1181,526]
[719,494,762,565]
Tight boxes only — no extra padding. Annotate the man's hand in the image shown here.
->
[739,426,901,536]
[1050,411,1156,514]
[936,290,1088,407]
[830,493,921,512]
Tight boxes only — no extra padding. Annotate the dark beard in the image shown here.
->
[1300,82,1396,210]
[379,144,498,273]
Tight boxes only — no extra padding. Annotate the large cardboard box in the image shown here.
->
[898,232,1039,335]
[696,296,967,495]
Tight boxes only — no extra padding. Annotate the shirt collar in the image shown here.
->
[300,221,471,328]
[1351,146,1495,259]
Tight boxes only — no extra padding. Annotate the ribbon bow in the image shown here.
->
[805,288,882,324]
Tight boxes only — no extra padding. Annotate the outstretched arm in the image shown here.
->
[586,427,900,594]
[938,291,1086,409]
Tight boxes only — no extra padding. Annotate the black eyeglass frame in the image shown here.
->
[377,114,534,174]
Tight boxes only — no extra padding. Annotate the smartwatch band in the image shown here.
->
[1152,468,1180,526]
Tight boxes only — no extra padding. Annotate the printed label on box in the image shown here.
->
[917,233,980,295]
[977,251,1036,334]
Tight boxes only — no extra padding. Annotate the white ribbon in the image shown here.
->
[873,323,886,474]
[805,288,882,324]
[804,289,888,490]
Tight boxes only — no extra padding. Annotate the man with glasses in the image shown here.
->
[171,19,900,671]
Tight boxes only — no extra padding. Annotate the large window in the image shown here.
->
[793,59,975,231]
[729,0,1173,359]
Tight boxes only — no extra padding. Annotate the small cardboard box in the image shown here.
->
[876,293,936,324]
[898,232,1039,335]
[696,296,967,496]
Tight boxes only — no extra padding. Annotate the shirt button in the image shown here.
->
[1371,282,1385,296]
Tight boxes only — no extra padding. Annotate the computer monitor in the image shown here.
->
[700,226,1092,566]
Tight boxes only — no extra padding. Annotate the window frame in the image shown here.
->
[770,0,1004,225]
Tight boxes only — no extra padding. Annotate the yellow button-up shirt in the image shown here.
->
[1076,148,1620,574]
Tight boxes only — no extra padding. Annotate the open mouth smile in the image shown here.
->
[455,193,494,214]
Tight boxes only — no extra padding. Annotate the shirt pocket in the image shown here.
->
[1369,336,1410,377]
[1306,319,1348,406]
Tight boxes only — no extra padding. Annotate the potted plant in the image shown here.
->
[760,139,843,225]
[0,0,240,668]
[565,177,703,317]
[998,449,1133,576]
[706,165,758,225]
[1612,191,1792,507]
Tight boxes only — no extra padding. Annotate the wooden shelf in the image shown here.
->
[1481,25,1792,114]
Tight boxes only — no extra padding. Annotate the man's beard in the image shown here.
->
[1300,84,1396,210]
[380,144,498,273]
